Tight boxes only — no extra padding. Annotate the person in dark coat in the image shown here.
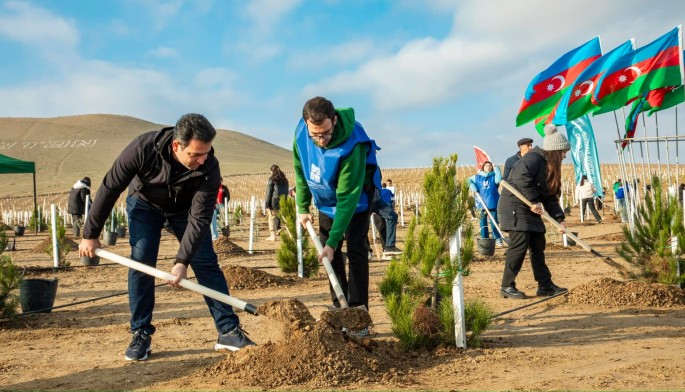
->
[264,164,289,241]
[503,137,534,181]
[67,177,91,228]
[78,113,254,361]
[498,124,569,299]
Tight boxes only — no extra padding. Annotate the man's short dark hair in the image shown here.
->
[302,96,335,125]
[174,113,216,147]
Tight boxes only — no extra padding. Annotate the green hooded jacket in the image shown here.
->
[293,108,375,248]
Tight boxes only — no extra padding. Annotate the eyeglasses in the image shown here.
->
[308,129,334,141]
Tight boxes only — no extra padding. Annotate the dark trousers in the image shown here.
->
[501,231,552,289]
[374,202,397,247]
[126,195,239,335]
[581,198,602,222]
[319,210,371,309]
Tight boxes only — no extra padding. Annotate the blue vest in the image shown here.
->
[295,118,381,218]
[474,172,500,209]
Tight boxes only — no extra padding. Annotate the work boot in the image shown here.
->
[500,286,526,299]
[536,283,568,297]
[124,330,152,361]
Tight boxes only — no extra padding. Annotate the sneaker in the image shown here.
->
[500,286,526,299]
[125,330,152,361]
[383,246,403,255]
[536,283,568,297]
[214,326,256,351]
[495,240,504,247]
[345,327,370,338]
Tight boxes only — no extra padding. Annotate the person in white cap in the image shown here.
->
[497,124,569,299]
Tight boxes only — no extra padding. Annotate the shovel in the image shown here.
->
[499,181,628,274]
[94,249,259,315]
[305,221,349,309]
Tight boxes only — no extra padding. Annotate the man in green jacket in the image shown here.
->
[293,96,381,315]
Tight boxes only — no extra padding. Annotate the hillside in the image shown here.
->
[0,114,293,196]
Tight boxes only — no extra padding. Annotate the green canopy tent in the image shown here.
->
[0,154,38,234]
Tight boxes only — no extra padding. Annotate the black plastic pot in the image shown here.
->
[80,255,100,266]
[476,238,496,256]
[13,225,25,236]
[102,231,118,246]
[19,278,58,313]
[115,226,126,238]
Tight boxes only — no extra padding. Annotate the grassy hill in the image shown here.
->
[0,114,293,197]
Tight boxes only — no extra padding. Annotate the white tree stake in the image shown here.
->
[248,195,256,255]
[50,204,59,268]
[399,190,405,227]
[450,227,466,348]
[296,206,303,278]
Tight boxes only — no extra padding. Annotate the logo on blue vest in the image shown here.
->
[310,163,321,183]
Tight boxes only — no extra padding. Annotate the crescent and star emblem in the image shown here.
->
[576,80,594,96]
[546,75,565,92]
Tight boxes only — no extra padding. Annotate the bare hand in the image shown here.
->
[169,263,187,288]
[559,220,567,234]
[79,238,101,258]
[299,213,313,228]
[319,245,335,265]
[530,202,543,215]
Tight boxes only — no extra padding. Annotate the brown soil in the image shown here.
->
[31,237,79,252]
[220,264,294,290]
[1,216,685,391]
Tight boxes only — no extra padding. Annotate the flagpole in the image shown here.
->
[656,111,673,190]
[651,112,663,177]
[677,106,681,187]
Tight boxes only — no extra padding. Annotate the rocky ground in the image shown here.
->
[1,210,684,391]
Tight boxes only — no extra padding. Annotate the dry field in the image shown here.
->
[0,195,684,391]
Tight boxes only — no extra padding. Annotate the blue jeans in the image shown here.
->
[373,201,397,248]
[126,195,239,335]
[479,209,502,240]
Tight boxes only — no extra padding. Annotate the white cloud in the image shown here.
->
[244,0,302,38]
[0,1,79,51]
[149,46,178,58]
[130,0,185,31]
[305,0,685,113]
[287,39,378,70]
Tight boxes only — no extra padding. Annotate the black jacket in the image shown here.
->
[498,147,564,233]
[502,151,521,181]
[67,186,90,215]
[264,177,289,210]
[84,127,221,265]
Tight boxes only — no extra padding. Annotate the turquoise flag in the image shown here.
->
[565,115,604,197]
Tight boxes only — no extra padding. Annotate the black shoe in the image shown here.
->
[125,330,152,361]
[500,286,526,299]
[536,283,568,297]
[214,326,256,351]
[383,246,403,255]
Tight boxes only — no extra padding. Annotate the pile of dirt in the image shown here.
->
[32,237,79,253]
[221,265,293,290]
[213,237,245,254]
[602,232,626,242]
[201,299,407,389]
[568,278,685,307]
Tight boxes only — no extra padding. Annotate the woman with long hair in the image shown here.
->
[497,124,570,299]
[264,164,289,241]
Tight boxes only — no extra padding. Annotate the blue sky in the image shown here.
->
[1,0,684,169]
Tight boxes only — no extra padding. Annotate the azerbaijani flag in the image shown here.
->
[516,37,602,127]
[552,40,634,125]
[594,26,684,114]
[647,85,685,115]
[623,95,647,148]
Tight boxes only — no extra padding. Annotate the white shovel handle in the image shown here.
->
[305,221,349,309]
[94,249,258,315]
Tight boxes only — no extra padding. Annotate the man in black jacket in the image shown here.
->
[79,113,254,361]
[67,176,91,233]
[502,137,534,181]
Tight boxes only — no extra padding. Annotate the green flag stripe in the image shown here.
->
[596,65,682,114]
[516,89,566,127]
